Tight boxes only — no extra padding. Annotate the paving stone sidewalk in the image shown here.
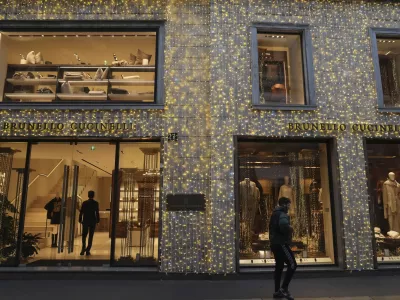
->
[215,297,400,300]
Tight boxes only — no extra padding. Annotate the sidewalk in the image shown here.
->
[1,274,400,300]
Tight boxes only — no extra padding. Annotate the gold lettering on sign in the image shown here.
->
[2,122,135,132]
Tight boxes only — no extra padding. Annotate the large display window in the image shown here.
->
[366,141,400,264]
[238,140,335,266]
[0,31,160,104]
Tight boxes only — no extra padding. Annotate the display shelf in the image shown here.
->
[109,94,154,101]
[5,64,157,103]
[109,80,154,86]
[59,80,108,86]
[111,66,155,72]
[6,78,57,86]
[57,93,107,101]
[5,93,55,102]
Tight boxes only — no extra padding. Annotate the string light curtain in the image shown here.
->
[0,0,398,272]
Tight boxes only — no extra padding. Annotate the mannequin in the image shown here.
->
[382,172,400,232]
[239,178,260,253]
[278,176,296,215]
[44,192,62,247]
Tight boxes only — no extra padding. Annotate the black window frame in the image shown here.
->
[370,27,400,112]
[0,20,165,110]
[251,23,316,111]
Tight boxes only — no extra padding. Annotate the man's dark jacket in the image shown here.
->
[79,199,100,226]
[269,206,292,245]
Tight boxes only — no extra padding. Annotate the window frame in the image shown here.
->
[251,23,316,110]
[233,136,344,271]
[370,27,400,112]
[0,20,165,110]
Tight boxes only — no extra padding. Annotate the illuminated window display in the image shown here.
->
[376,38,400,107]
[253,27,313,107]
[366,142,400,263]
[0,32,158,103]
[238,141,335,266]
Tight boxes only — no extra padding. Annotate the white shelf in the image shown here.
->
[59,80,108,86]
[109,80,154,86]
[109,94,154,102]
[7,78,57,86]
[57,93,107,101]
[5,93,55,102]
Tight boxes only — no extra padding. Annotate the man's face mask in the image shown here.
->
[283,202,291,212]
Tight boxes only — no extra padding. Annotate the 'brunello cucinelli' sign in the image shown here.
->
[288,123,400,133]
[2,122,136,131]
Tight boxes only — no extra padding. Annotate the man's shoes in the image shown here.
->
[80,250,85,256]
[273,289,285,298]
[85,251,91,256]
[273,288,294,300]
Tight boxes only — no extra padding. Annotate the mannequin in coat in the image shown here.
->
[239,178,260,252]
[279,176,296,216]
[382,172,400,232]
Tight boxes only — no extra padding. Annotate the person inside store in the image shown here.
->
[79,190,100,256]
[269,197,297,300]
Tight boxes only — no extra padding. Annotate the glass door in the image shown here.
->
[25,142,115,266]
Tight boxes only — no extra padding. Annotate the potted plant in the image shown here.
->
[0,196,41,263]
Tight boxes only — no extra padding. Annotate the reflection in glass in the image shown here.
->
[0,143,27,266]
[238,141,335,266]
[257,33,305,105]
[114,143,160,266]
[377,38,400,107]
[366,142,400,263]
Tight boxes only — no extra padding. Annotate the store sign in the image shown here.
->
[166,193,205,211]
[288,122,400,133]
[2,121,136,132]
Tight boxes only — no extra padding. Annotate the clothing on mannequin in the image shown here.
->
[278,176,296,215]
[382,172,400,232]
[239,178,260,252]
[44,192,62,247]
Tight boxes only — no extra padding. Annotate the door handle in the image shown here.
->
[68,165,79,253]
[58,165,70,254]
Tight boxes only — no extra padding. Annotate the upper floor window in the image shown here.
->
[251,24,315,110]
[0,21,164,108]
[371,28,400,109]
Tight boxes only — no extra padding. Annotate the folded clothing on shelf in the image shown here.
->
[121,75,140,80]
[110,88,129,94]
[387,231,400,238]
[88,90,106,95]
[37,88,53,94]
[12,72,35,80]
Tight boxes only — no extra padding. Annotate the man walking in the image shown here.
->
[79,190,100,256]
[269,197,297,300]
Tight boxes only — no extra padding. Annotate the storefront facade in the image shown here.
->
[0,0,399,273]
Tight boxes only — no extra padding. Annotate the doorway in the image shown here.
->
[25,142,115,266]
[8,140,162,267]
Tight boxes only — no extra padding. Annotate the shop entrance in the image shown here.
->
[0,140,161,267]
[26,142,115,266]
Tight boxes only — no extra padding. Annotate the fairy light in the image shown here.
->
[0,0,398,273]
